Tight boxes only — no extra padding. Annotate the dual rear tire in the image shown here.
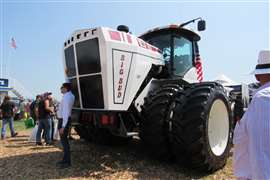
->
[140,82,233,171]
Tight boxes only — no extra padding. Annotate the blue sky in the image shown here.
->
[0,0,269,100]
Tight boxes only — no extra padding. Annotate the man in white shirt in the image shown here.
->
[233,50,270,179]
[57,82,75,168]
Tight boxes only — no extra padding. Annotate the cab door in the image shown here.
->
[172,36,195,77]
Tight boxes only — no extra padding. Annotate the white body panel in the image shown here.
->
[134,78,154,112]
[63,27,164,111]
[183,67,199,83]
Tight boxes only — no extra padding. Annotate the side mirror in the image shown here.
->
[198,20,206,31]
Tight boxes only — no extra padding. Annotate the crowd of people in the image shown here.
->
[0,82,75,169]
[34,82,75,168]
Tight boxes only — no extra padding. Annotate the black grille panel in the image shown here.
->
[64,45,76,77]
[79,75,104,108]
[76,38,101,75]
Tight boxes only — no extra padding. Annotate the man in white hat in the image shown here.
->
[233,50,270,179]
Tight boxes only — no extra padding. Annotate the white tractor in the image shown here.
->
[62,18,250,171]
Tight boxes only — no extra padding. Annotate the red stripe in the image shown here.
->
[137,38,161,53]
[196,67,202,71]
[151,46,158,52]
[127,34,132,44]
[145,42,149,49]
[109,31,121,41]
[196,69,202,74]
[121,32,125,42]
[195,55,203,82]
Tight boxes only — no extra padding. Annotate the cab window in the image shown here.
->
[146,35,171,62]
[173,37,193,76]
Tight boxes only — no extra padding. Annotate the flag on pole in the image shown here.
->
[194,44,203,82]
[11,37,17,49]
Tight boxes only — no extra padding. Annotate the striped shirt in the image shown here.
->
[233,81,270,179]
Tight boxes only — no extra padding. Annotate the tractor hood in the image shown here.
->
[63,27,164,111]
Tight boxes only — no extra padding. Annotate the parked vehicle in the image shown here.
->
[62,18,253,171]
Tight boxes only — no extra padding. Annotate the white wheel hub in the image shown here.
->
[208,99,229,156]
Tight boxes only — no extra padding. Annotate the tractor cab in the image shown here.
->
[139,19,205,81]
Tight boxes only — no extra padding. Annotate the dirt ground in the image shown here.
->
[0,130,235,180]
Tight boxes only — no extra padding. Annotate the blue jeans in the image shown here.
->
[1,117,16,138]
[51,116,55,140]
[36,118,52,144]
[59,119,71,164]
